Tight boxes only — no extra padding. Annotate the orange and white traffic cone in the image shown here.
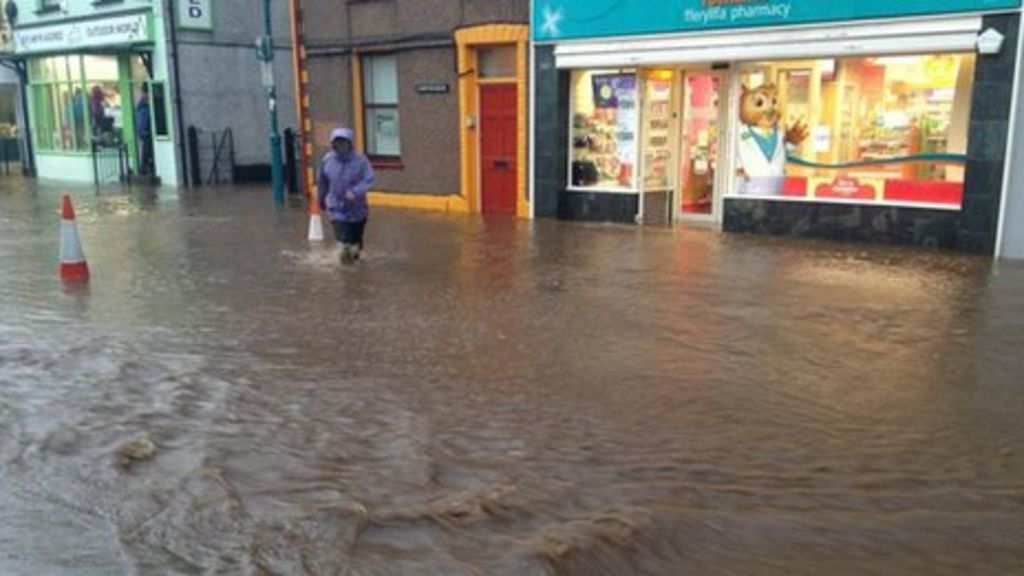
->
[308,197,324,242]
[59,195,89,283]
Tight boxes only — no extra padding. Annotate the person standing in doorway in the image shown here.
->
[317,127,374,264]
[135,84,154,176]
[89,85,106,136]
[65,88,86,148]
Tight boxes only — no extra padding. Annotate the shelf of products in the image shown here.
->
[571,72,638,189]
[643,75,674,190]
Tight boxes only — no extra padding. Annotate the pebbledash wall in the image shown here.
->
[175,0,295,180]
[532,0,1023,255]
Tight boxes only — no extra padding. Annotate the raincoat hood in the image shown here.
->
[330,127,354,142]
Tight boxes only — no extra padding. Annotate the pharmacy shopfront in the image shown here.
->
[531,1,1022,253]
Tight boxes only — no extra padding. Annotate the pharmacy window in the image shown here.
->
[569,70,639,192]
[361,54,401,159]
[732,53,975,209]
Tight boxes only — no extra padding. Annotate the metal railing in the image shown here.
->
[91,138,131,186]
[187,126,235,186]
[0,137,20,176]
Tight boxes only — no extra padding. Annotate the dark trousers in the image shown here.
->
[331,219,367,248]
[138,136,154,175]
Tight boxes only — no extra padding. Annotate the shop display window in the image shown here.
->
[642,70,675,191]
[732,53,974,209]
[30,56,86,152]
[569,69,639,191]
[29,54,132,153]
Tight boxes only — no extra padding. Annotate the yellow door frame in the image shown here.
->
[455,24,530,217]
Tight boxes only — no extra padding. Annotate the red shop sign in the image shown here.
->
[815,177,876,200]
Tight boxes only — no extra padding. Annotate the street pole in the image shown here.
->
[259,0,285,206]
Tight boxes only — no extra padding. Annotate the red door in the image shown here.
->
[480,84,518,214]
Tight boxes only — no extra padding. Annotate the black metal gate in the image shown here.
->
[187,126,235,186]
[91,139,131,186]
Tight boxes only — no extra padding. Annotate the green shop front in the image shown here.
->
[531,0,1022,254]
[15,11,175,185]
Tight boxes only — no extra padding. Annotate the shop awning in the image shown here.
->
[554,16,984,68]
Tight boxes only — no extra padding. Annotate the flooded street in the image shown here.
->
[1,178,1023,575]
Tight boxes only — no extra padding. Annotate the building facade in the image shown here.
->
[532,0,1022,255]
[997,25,1024,260]
[8,0,179,184]
[5,0,295,188]
[291,0,530,216]
[1,8,26,173]
[176,0,295,184]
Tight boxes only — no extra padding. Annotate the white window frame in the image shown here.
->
[361,53,401,159]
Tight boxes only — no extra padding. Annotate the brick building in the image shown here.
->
[290,0,530,216]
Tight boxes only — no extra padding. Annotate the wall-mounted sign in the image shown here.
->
[15,13,152,54]
[415,83,450,95]
[178,0,214,32]
[533,0,1022,41]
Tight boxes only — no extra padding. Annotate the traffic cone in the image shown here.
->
[59,195,89,283]
[308,197,324,242]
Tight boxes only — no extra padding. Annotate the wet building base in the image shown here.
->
[559,191,639,223]
[723,200,962,248]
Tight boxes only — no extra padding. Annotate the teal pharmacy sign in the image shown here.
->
[533,0,1022,40]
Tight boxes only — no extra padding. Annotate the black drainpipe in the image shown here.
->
[17,61,33,176]
[166,0,189,187]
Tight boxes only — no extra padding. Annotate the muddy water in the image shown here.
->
[1,180,1023,575]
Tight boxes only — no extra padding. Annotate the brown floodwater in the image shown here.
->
[1,179,1023,575]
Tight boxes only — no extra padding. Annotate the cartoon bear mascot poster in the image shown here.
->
[735,84,808,196]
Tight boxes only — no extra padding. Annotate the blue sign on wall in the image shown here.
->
[533,0,1022,41]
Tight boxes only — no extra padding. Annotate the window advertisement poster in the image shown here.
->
[603,75,639,178]
[592,74,633,109]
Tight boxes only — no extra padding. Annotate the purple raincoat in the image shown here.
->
[317,149,374,223]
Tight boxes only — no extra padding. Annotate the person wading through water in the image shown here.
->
[317,128,375,264]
